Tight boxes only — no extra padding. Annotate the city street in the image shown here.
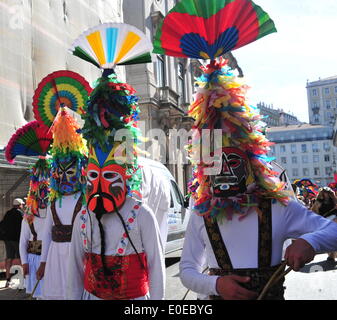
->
[0,252,336,300]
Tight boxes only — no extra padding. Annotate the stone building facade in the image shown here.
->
[266,124,337,187]
[307,76,337,127]
[123,0,202,194]
[0,0,124,260]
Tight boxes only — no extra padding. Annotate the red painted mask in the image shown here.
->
[86,145,127,214]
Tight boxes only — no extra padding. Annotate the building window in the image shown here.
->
[312,89,317,96]
[291,156,297,164]
[291,144,296,153]
[323,142,330,152]
[313,101,319,108]
[303,168,309,176]
[270,146,275,154]
[313,155,319,162]
[156,55,165,87]
[314,168,320,176]
[177,62,186,105]
[326,167,332,176]
[281,157,287,164]
[301,144,307,153]
[325,87,330,95]
[292,168,298,176]
[326,100,331,109]
[313,114,319,123]
[280,145,286,153]
[324,155,330,162]
[312,143,319,152]
[302,155,308,163]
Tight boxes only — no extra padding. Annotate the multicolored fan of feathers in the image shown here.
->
[24,158,51,223]
[70,23,153,69]
[5,120,53,164]
[187,59,290,220]
[153,0,276,60]
[33,70,92,128]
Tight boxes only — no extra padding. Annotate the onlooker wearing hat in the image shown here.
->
[0,198,24,287]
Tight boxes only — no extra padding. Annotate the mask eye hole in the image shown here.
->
[66,170,75,175]
[88,170,99,181]
[228,159,241,168]
[103,172,118,181]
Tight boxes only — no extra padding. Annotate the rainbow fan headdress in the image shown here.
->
[5,120,53,164]
[153,0,276,60]
[70,23,148,198]
[70,23,153,70]
[33,70,92,128]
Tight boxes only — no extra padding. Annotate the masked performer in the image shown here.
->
[151,0,337,300]
[5,120,53,294]
[66,23,165,300]
[35,108,87,300]
[19,157,50,298]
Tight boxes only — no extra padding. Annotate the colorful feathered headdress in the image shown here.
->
[187,59,290,219]
[5,120,53,221]
[70,22,153,198]
[49,107,87,201]
[153,0,290,220]
[24,157,51,223]
[294,178,318,199]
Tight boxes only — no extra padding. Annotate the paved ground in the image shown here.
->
[0,252,336,300]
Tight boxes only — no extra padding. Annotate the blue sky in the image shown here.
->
[233,0,337,123]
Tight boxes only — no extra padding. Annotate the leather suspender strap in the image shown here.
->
[51,194,83,227]
[203,216,233,271]
[51,200,62,226]
[257,199,273,268]
[28,222,38,241]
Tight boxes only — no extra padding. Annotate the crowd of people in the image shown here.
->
[1,0,337,302]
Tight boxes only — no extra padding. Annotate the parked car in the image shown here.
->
[138,157,190,254]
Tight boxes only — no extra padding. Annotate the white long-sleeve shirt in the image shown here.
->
[66,197,165,300]
[40,192,84,300]
[140,164,171,251]
[179,199,337,296]
[19,216,46,264]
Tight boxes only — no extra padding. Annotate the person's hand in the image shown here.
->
[22,263,29,277]
[216,275,258,300]
[36,262,46,280]
[284,238,315,271]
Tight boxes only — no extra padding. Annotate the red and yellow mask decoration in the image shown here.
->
[86,144,128,214]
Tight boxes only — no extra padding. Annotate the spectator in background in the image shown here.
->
[0,198,24,287]
[311,187,337,262]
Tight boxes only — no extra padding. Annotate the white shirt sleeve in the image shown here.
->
[179,212,219,296]
[40,205,53,262]
[138,205,166,300]
[19,220,30,265]
[66,208,87,300]
[284,200,337,253]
